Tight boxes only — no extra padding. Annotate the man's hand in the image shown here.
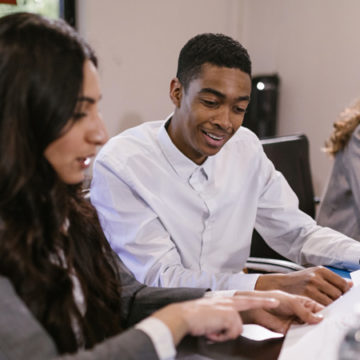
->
[235,290,324,334]
[254,266,352,306]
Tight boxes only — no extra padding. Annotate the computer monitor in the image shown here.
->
[0,0,76,28]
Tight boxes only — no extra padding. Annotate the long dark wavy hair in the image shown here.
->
[0,13,123,353]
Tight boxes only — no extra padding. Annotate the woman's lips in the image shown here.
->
[78,156,92,169]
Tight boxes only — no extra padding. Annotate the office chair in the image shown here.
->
[246,134,317,273]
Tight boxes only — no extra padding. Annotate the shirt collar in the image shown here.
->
[158,114,213,181]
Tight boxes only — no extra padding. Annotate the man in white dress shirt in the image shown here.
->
[91,33,360,305]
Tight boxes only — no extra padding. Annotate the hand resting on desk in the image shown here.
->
[153,291,324,347]
[254,266,352,306]
[237,290,324,334]
[152,295,279,345]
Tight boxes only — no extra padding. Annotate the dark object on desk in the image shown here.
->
[244,74,280,138]
[250,134,317,263]
[177,334,283,360]
[246,257,304,274]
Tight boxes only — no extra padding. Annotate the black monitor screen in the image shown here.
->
[0,0,75,27]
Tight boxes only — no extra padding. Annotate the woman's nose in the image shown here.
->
[88,113,109,146]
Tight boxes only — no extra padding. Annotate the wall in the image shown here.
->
[77,0,244,137]
[78,0,360,197]
[242,0,360,196]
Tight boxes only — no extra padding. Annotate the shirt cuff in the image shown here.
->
[135,317,176,360]
[204,289,237,297]
[227,273,261,291]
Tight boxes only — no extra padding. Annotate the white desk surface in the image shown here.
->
[279,270,360,360]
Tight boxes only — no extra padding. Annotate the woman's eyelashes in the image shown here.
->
[73,112,87,120]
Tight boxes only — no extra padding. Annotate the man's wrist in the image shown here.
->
[255,273,283,291]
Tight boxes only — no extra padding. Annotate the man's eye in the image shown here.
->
[233,106,246,114]
[201,99,218,107]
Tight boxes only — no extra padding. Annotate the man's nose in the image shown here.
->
[213,107,232,131]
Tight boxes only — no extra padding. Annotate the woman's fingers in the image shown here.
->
[183,296,280,341]
[289,297,324,324]
[153,293,320,346]
[231,294,280,311]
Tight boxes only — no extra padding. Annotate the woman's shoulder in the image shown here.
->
[0,275,31,318]
[350,123,360,141]
[0,275,13,295]
[0,275,59,358]
[343,123,360,157]
[0,274,159,360]
[0,275,19,302]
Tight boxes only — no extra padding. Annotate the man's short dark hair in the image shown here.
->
[176,33,252,91]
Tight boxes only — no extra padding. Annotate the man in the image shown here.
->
[91,33,359,306]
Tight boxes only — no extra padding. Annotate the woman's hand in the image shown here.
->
[236,290,324,334]
[151,295,279,345]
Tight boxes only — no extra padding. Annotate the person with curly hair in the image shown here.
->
[317,98,360,240]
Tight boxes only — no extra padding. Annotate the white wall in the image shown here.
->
[77,0,244,137]
[242,0,360,196]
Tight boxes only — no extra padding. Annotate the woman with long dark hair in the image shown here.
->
[318,98,360,240]
[0,12,323,359]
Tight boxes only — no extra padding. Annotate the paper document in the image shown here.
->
[278,277,360,360]
[242,324,283,341]
[350,268,360,286]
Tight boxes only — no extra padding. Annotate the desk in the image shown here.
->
[177,331,283,359]
[177,268,356,359]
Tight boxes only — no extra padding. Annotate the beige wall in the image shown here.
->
[78,0,360,197]
[77,0,244,137]
[242,0,360,196]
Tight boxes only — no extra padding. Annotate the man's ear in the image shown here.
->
[169,78,183,107]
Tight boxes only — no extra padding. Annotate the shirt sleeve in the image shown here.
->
[135,318,176,360]
[254,146,360,270]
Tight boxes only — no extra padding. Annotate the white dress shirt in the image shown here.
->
[91,116,360,291]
